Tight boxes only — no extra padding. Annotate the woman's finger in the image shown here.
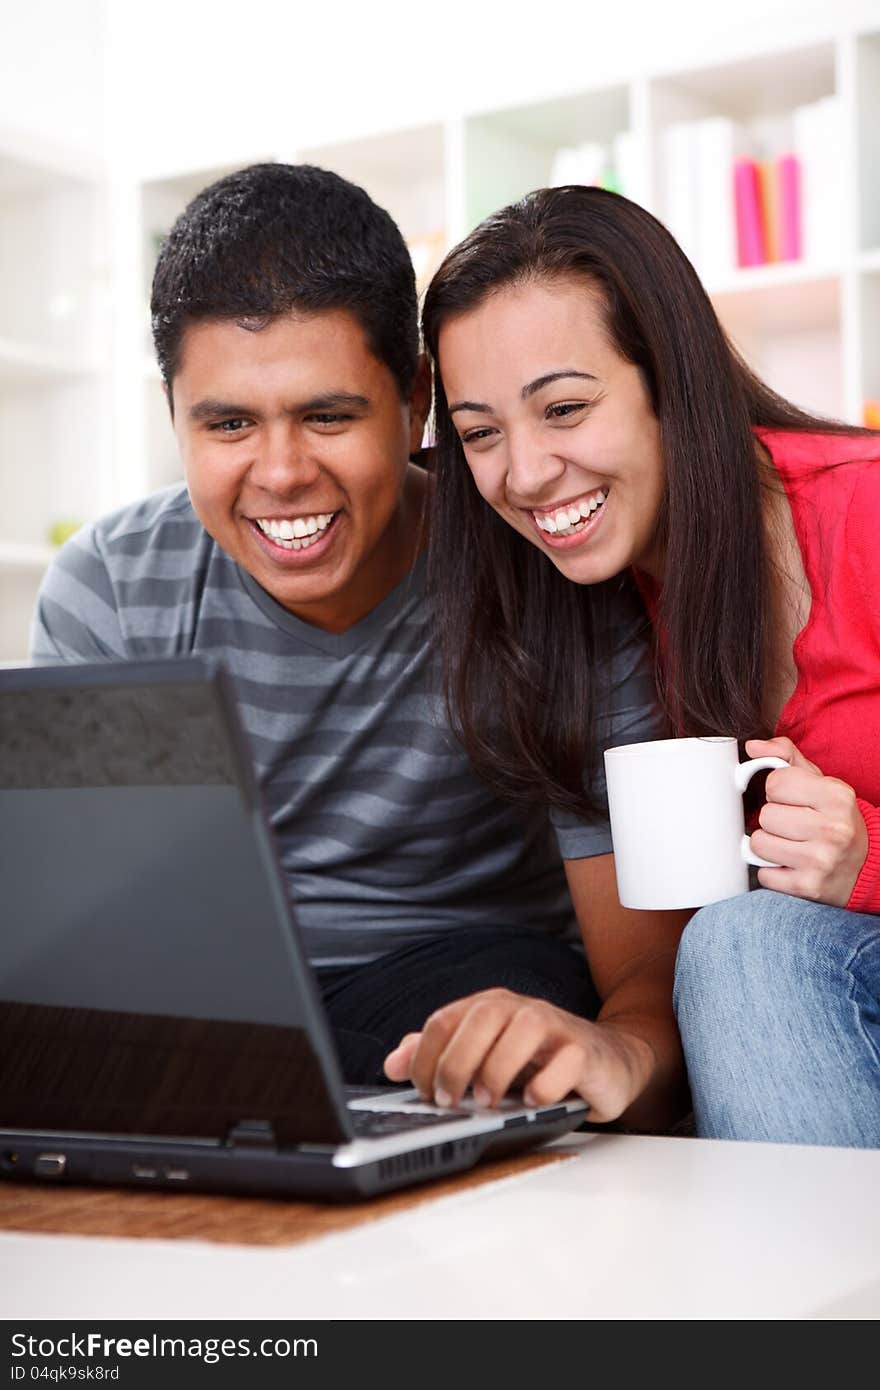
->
[523,1041,590,1109]
[406,996,474,1100]
[756,801,815,841]
[763,764,828,809]
[745,736,820,775]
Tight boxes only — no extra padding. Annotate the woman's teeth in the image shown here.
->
[533,489,607,535]
[255,513,335,550]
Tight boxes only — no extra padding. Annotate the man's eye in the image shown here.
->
[209,418,250,433]
[308,413,353,426]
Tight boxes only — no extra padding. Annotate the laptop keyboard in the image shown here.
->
[349,1108,474,1138]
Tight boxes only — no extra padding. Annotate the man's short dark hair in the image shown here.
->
[151,163,419,400]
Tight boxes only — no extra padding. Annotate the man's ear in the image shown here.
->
[407,353,432,455]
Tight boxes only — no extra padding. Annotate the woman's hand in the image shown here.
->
[746,736,868,906]
[383,988,653,1123]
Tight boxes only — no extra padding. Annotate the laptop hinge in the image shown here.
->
[226,1119,278,1150]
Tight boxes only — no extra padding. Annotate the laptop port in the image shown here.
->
[34,1153,66,1178]
[163,1167,190,1182]
[131,1164,158,1180]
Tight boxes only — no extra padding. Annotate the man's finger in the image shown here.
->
[383,1032,422,1082]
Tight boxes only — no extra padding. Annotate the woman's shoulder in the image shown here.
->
[757,428,880,574]
[755,426,880,482]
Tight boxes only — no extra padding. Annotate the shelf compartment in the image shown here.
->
[0,541,55,571]
[860,270,880,409]
[712,273,843,421]
[650,41,839,284]
[464,84,631,231]
[707,263,843,319]
[0,376,109,551]
[651,41,835,127]
[0,154,107,357]
[0,337,104,387]
[299,123,447,290]
[856,31,880,252]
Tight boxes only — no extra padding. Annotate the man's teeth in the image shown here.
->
[534,490,607,535]
[255,513,336,550]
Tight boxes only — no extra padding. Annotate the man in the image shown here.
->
[34,164,685,1126]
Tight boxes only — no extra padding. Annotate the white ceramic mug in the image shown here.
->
[603,736,787,910]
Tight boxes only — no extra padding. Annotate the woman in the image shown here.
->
[391,185,880,1147]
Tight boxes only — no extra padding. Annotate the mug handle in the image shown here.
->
[734,756,788,869]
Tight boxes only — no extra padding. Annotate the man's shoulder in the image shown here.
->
[91,483,203,554]
[43,483,222,633]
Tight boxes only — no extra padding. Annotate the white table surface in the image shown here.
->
[3,1132,879,1320]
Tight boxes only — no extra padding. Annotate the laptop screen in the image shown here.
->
[0,660,350,1145]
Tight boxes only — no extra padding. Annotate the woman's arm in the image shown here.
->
[384,852,692,1129]
[561,852,692,1129]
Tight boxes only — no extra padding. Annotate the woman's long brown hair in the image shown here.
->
[422,185,873,820]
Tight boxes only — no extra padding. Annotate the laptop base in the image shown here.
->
[0,1114,581,1202]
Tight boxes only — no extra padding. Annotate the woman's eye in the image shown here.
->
[546,402,586,421]
[460,426,496,445]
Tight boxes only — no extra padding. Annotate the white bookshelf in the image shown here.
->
[0,131,110,660]
[121,21,880,508]
[5,20,880,660]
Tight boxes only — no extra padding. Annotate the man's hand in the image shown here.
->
[383,988,653,1122]
[746,736,868,906]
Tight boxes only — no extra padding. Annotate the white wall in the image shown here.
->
[103,0,880,176]
[0,0,104,156]
[4,0,880,171]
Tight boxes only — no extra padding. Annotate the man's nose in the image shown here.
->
[250,425,321,495]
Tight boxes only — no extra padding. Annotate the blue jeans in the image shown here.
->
[674,890,880,1147]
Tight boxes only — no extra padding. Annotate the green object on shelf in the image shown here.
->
[48,519,83,548]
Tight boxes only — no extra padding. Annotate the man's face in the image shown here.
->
[171,309,428,632]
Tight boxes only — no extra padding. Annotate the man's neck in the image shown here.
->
[273,462,430,635]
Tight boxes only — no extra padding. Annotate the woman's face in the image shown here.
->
[437,276,666,582]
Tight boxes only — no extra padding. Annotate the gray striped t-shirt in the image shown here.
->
[31,484,663,966]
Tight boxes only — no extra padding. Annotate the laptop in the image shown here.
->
[0,657,587,1201]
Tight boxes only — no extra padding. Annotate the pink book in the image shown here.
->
[777,153,802,261]
[734,158,765,267]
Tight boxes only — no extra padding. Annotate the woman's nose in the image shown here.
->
[504,429,566,502]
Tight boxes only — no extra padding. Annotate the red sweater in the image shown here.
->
[757,429,880,912]
[640,428,880,914]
